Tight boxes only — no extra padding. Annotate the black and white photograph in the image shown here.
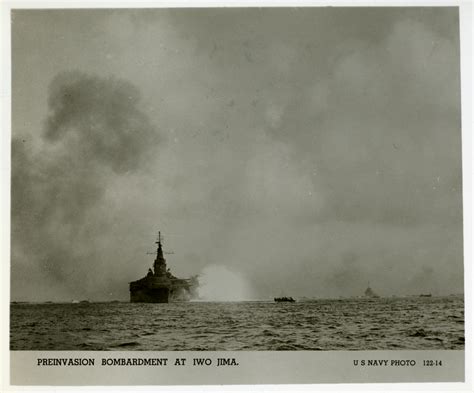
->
[5,4,469,387]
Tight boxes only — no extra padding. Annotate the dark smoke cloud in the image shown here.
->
[11,71,159,300]
[44,72,156,173]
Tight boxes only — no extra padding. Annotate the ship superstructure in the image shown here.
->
[129,232,198,303]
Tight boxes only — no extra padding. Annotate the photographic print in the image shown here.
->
[7,5,466,386]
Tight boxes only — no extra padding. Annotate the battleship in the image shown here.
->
[129,232,198,303]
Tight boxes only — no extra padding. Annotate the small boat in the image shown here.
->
[419,294,432,297]
[274,297,295,303]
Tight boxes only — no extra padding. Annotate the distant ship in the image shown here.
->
[364,282,379,298]
[129,232,198,303]
[274,297,296,302]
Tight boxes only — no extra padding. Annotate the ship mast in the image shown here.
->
[156,231,163,256]
[153,231,167,275]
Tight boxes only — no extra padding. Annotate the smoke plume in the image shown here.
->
[197,265,255,301]
[11,71,159,300]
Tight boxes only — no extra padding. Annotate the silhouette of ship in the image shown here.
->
[274,297,295,302]
[364,282,379,298]
[129,232,198,303]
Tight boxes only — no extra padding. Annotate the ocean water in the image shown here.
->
[10,296,464,351]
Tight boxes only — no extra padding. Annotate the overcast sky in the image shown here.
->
[11,8,463,301]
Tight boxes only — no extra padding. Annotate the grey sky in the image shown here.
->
[11,8,462,301]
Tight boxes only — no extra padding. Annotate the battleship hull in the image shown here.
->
[130,276,198,303]
[129,277,171,303]
[130,286,170,303]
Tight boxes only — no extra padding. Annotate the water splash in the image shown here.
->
[196,265,254,301]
